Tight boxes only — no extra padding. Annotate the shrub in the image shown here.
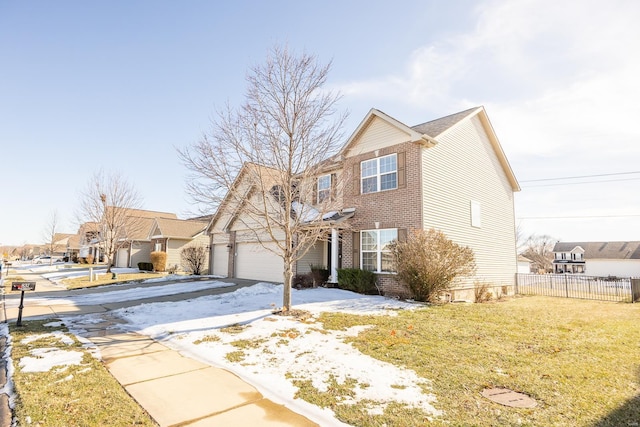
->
[137,262,154,272]
[293,273,314,289]
[390,228,476,303]
[86,254,94,265]
[336,268,378,295]
[310,265,330,286]
[180,245,207,275]
[150,251,167,272]
[474,281,493,303]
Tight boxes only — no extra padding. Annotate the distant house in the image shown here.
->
[208,106,520,298]
[553,241,640,277]
[149,217,210,271]
[517,255,533,274]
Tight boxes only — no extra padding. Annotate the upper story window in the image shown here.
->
[361,154,397,194]
[571,252,583,261]
[361,228,397,273]
[317,174,331,203]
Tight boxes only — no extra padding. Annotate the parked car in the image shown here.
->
[33,256,62,264]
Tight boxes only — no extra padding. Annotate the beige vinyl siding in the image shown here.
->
[346,117,411,157]
[130,242,152,267]
[422,115,516,286]
[296,242,326,274]
[165,235,210,272]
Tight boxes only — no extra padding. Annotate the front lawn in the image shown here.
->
[319,296,640,426]
[62,272,167,289]
[9,320,156,426]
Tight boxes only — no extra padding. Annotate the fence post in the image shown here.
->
[632,279,640,303]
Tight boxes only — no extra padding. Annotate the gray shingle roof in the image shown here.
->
[411,107,480,138]
[553,241,640,260]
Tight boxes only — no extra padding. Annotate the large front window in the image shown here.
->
[361,154,397,194]
[361,228,397,273]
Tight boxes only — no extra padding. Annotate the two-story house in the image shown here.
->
[553,241,640,277]
[207,107,520,298]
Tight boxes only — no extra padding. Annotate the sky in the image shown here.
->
[5,269,433,424]
[1,0,639,246]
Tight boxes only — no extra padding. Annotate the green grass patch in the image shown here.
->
[225,350,246,363]
[10,319,155,426]
[319,296,640,426]
[62,272,166,289]
[219,324,246,334]
[230,338,266,349]
[193,334,220,345]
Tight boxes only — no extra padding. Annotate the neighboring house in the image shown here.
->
[208,107,520,298]
[149,217,210,271]
[50,233,75,258]
[78,222,101,260]
[112,209,177,268]
[553,241,640,277]
[517,255,533,274]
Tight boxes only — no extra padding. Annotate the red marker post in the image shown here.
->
[11,281,36,327]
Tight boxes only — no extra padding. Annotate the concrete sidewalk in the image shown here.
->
[73,313,318,427]
[2,273,320,427]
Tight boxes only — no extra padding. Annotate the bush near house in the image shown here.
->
[390,228,476,303]
[137,262,154,272]
[310,265,330,286]
[293,273,314,289]
[150,251,166,272]
[337,268,378,295]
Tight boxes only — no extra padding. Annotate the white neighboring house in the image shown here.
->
[517,255,532,274]
[553,241,640,277]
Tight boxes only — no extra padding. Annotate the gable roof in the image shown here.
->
[553,241,640,260]
[339,108,438,156]
[340,107,520,192]
[151,217,209,239]
[106,207,177,220]
[411,107,479,137]
[207,162,283,233]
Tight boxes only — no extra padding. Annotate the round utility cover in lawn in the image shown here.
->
[481,388,537,408]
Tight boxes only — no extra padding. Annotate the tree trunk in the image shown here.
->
[282,260,293,312]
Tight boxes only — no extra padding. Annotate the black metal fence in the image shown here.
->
[516,274,640,302]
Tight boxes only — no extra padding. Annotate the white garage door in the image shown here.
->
[235,242,284,283]
[212,244,229,277]
[116,248,129,268]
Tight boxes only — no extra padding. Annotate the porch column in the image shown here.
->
[330,228,339,283]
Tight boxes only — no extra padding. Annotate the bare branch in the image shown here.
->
[178,46,348,311]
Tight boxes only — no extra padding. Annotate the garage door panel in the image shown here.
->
[212,244,229,277]
[235,242,283,283]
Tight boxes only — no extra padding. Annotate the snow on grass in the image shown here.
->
[103,283,440,422]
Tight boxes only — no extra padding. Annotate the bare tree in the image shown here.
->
[179,46,347,312]
[522,234,557,273]
[78,171,144,273]
[42,210,60,265]
[180,244,207,275]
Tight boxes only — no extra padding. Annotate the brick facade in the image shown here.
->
[341,140,423,297]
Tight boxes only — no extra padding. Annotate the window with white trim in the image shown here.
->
[317,174,331,203]
[361,228,397,273]
[155,242,162,252]
[361,154,397,194]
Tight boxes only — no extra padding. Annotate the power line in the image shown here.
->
[519,170,640,183]
[518,214,640,220]
[522,177,640,188]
